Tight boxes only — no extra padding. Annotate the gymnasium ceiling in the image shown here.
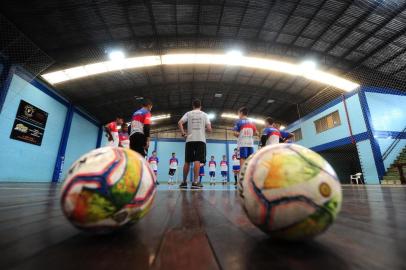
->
[1,0,406,127]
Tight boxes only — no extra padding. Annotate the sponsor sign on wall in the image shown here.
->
[10,100,48,146]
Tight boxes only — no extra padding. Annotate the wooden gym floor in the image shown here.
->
[0,183,405,270]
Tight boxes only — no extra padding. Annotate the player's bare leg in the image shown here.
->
[180,162,190,188]
[192,161,202,189]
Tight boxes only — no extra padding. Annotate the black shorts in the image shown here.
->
[168,169,176,176]
[130,132,147,157]
[185,141,206,163]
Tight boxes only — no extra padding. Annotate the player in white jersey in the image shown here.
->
[168,152,179,185]
[208,156,217,185]
[231,148,240,186]
[178,100,212,189]
[220,155,228,184]
[148,151,159,185]
[233,107,258,168]
[118,124,130,148]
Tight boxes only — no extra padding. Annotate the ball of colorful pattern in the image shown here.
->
[239,144,342,240]
[60,147,156,232]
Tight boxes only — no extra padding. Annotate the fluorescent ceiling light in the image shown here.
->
[151,114,171,121]
[84,63,108,75]
[208,113,216,120]
[42,71,69,84]
[221,113,239,120]
[64,66,87,79]
[280,125,286,130]
[109,50,125,61]
[300,60,317,71]
[41,53,360,92]
[226,50,243,58]
[214,93,223,98]
[267,99,275,104]
[221,113,265,125]
[251,118,265,125]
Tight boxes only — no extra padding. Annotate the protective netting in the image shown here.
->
[293,1,406,185]
[1,1,406,185]
[0,13,54,115]
[0,14,54,80]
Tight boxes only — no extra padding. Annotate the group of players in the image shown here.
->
[105,98,293,189]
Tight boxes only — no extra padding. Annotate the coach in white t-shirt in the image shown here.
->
[178,99,212,189]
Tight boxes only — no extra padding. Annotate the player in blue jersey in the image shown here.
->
[274,121,294,143]
[259,117,281,147]
[130,99,152,157]
[199,163,205,183]
[233,107,259,168]
[259,118,294,147]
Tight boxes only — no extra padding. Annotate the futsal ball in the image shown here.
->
[239,144,342,240]
[61,147,156,232]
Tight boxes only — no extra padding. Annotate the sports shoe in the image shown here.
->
[191,182,202,189]
[198,182,204,188]
[179,182,188,189]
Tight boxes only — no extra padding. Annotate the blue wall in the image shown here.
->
[204,141,228,182]
[284,92,381,183]
[284,88,406,184]
[0,73,67,181]
[356,140,379,183]
[153,140,184,182]
[286,93,366,148]
[0,67,101,182]
[365,90,406,170]
[366,91,406,132]
[62,112,100,177]
[100,129,110,147]
[149,139,239,183]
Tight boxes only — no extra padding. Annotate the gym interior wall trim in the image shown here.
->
[0,64,101,182]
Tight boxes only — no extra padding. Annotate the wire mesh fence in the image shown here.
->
[0,13,54,117]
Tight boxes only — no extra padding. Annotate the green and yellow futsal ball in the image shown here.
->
[239,144,342,240]
[60,147,156,232]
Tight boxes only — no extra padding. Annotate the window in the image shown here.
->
[292,128,303,141]
[314,111,341,133]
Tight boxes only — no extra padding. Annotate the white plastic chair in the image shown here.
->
[350,173,363,184]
